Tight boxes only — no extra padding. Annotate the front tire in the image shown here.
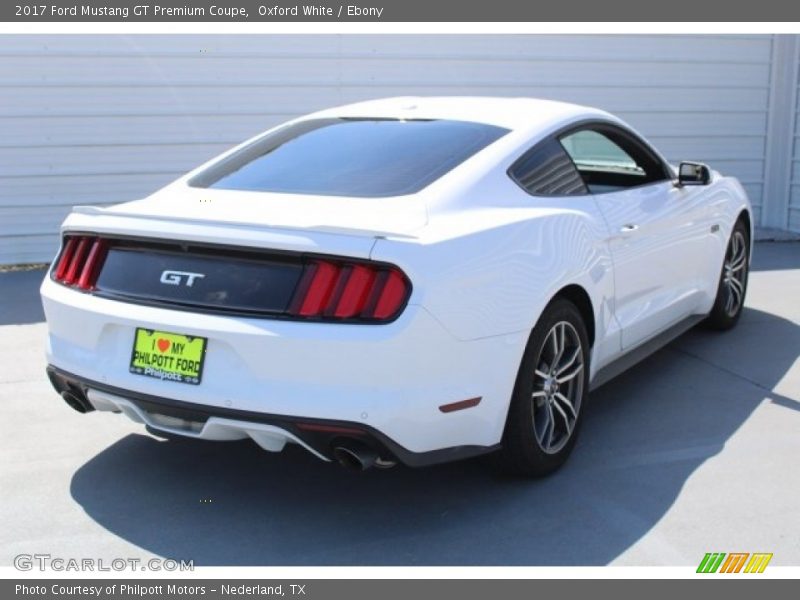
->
[705,220,750,330]
[496,298,590,477]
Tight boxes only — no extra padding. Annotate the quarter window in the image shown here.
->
[508,138,588,196]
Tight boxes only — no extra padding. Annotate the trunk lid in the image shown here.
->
[106,186,428,240]
[56,187,424,319]
[63,186,427,260]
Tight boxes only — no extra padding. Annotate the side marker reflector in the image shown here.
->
[438,397,482,413]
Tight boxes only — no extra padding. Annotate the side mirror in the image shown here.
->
[676,161,711,186]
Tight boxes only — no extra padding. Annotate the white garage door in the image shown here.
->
[0,34,787,264]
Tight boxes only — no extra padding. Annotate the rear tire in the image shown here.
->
[496,298,590,477]
[705,220,750,330]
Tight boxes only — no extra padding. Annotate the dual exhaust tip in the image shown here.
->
[48,368,95,414]
[61,389,94,414]
[331,440,396,471]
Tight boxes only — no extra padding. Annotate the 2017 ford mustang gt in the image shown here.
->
[41,97,752,475]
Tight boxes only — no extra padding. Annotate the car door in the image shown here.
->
[559,124,711,350]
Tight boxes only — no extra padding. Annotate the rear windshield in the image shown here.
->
[189,118,509,198]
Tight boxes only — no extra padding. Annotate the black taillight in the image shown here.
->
[52,235,109,291]
[288,259,410,322]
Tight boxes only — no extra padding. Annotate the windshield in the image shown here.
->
[189,118,509,198]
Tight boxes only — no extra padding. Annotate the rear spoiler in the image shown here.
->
[70,205,420,240]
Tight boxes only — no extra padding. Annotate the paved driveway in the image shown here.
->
[1,242,798,566]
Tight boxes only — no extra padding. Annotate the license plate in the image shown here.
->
[130,328,207,385]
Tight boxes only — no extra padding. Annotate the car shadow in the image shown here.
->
[0,270,46,325]
[748,240,800,272]
[68,303,800,566]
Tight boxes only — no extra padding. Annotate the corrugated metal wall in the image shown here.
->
[0,34,789,264]
[792,56,800,233]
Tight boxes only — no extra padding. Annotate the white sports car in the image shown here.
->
[41,97,752,475]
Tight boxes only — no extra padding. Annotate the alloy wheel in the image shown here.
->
[723,230,747,317]
[531,321,585,454]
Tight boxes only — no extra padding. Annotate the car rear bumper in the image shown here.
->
[46,365,502,467]
[41,276,527,464]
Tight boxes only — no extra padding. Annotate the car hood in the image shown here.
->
[101,185,429,239]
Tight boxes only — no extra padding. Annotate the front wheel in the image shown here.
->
[705,221,750,330]
[496,298,590,476]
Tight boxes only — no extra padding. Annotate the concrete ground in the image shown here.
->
[1,242,798,567]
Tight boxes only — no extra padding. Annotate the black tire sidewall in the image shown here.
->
[499,298,591,476]
[707,220,750,330]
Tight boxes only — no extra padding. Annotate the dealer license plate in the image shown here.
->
[129,328,207,385]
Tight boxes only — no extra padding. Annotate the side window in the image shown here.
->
[509,138,588,196]
[559,127,667,193]
[560,130,642,174]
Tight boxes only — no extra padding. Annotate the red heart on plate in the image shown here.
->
[157,339,170,353]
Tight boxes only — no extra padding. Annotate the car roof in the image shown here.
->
[305,96,612,132]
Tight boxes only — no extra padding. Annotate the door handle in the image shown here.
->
[620,224,639,233]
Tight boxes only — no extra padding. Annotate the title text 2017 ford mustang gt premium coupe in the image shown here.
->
[41,97,752,475]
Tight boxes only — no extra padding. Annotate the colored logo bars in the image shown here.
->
[697,552,773,573]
